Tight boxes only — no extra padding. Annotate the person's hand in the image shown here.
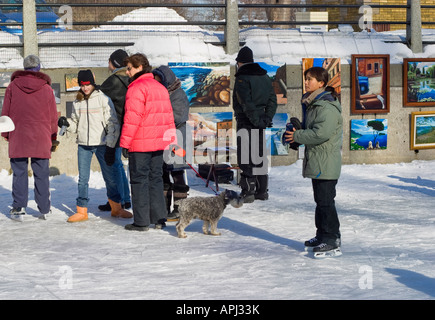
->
[258,114,272,129]
[58,116,70,128]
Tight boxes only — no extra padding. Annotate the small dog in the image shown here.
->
[175,189,243,238]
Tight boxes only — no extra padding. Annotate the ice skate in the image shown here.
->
[9,207,26,222]
[312,243,342,259]
[304,237,321,252]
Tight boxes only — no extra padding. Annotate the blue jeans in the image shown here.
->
[113,147,131,205]
[77,145,121,208]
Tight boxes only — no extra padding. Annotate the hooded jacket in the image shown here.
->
[120,72,176,152]
[293,91,343,180]
[232,62,277,128]
[68,89,119,148]
[1,70,58,159]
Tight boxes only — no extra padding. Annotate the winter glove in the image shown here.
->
[51,140,60,152]
[122,148,129,159]
[258,114,273,129]
[289,117,302,151]
[104,146,116,166]
[58,116,70,128]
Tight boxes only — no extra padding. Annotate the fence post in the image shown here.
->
[225,0,239,55]
[23,0,39,57]
[406,0,422,53]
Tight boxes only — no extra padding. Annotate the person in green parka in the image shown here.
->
[285,66,343,256]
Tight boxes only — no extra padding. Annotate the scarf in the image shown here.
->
[301,87,326,106]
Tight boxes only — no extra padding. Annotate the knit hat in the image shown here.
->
[78,69,95,86]
[109,49,128,69]
[23,55,41,71]
[235,46,254,63]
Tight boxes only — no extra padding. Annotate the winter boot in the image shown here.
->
[239,175,256,203]
[108,199,133,219]
[67,206,88,223]
[98,201,111,211]
[255,174,269,200]
[169,184,190,221]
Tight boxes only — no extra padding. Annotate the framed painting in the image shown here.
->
[169,62,230,107]
[266,113,289,156]
[403,58,435,107]
[350,119,388,150]
[410,111,435,150]
[65,73,79,92]
[303,58,341,102]
[351,54,390,114]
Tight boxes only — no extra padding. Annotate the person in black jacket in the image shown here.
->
[98,49,132,211]
[233,46,277,203]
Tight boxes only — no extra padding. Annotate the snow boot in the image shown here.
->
[108,199,133,219]
[255,174,269,200]
[10,207,26,222]
[239,175,256,203]
[67,206,88,223]
[164,183,173,216]
[169,184,189,222]
[98,201,111,211]
[125,223,149,231]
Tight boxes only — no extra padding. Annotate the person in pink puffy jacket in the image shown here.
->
[120,53,176,231]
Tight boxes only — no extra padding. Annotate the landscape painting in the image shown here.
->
[169,62,230,107]
[411,111,435,150]
[403,58,435,107]
[258,62,287,105]
[266,113,289,156]
[350,119,388,150]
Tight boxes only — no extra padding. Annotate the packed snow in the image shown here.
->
[0,160,434,300]
[1,6,435,302]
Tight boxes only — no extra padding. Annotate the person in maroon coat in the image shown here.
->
[1,55,58,221]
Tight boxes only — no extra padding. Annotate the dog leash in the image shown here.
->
[171,145,218,195]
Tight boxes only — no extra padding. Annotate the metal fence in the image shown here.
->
[0,1,432,68]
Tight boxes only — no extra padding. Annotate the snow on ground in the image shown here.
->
[0,160,434,300]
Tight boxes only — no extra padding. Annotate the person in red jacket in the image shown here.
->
[1,55,58,221]
[120,53,176,231]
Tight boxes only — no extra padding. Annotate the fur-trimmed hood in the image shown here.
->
[10,70,52,94]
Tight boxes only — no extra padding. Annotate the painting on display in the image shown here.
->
[410,111,435,150]
[266,113,290,156]
[302,58,341,102]
[403,58,435,107]
[350,119,388,150]
[65,73,79,92]
[169,62,230,107]
[258,62,287,105]
[351,54,390,114]
[187,112,234,163]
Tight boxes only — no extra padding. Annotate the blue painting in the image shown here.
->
[351,119,388,150]
[266,113,289,155]
[168,62,230,106]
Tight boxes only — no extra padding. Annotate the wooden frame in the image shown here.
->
[403,58,435,107]
[410,111,435,150]
[351,54,390,114]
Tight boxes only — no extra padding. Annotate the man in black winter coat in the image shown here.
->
[98,49,132,211]
[233,46,277,203]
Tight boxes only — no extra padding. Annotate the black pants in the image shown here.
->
[312,179,341,245]
[128,151,166,226]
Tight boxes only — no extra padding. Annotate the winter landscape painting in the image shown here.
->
[169,62,230,107]
[411,111,435,150]
[350,119,388,150]
[266,113,289,156]
[404,58,435,107]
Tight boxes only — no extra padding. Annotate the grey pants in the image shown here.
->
[10,158,50,214]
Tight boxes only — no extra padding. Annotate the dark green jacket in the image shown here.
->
[293,91,343,180]
[232,63,277,128]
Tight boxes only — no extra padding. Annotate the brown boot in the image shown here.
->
[67,206,88,223]
[108,199,133,218]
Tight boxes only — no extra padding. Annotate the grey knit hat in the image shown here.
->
[23,55,41,71]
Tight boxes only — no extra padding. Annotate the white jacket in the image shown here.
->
[68,89,119,148]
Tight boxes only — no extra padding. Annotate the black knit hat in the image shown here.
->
[235,46,254,63]
[109,49,128,69]
[78,69,95,86]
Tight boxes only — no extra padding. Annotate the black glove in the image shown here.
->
[104,146,116,166]
[289,117,302,151]
[122,148,129,159]
[58,116,70,128]
[258,114,273,129]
